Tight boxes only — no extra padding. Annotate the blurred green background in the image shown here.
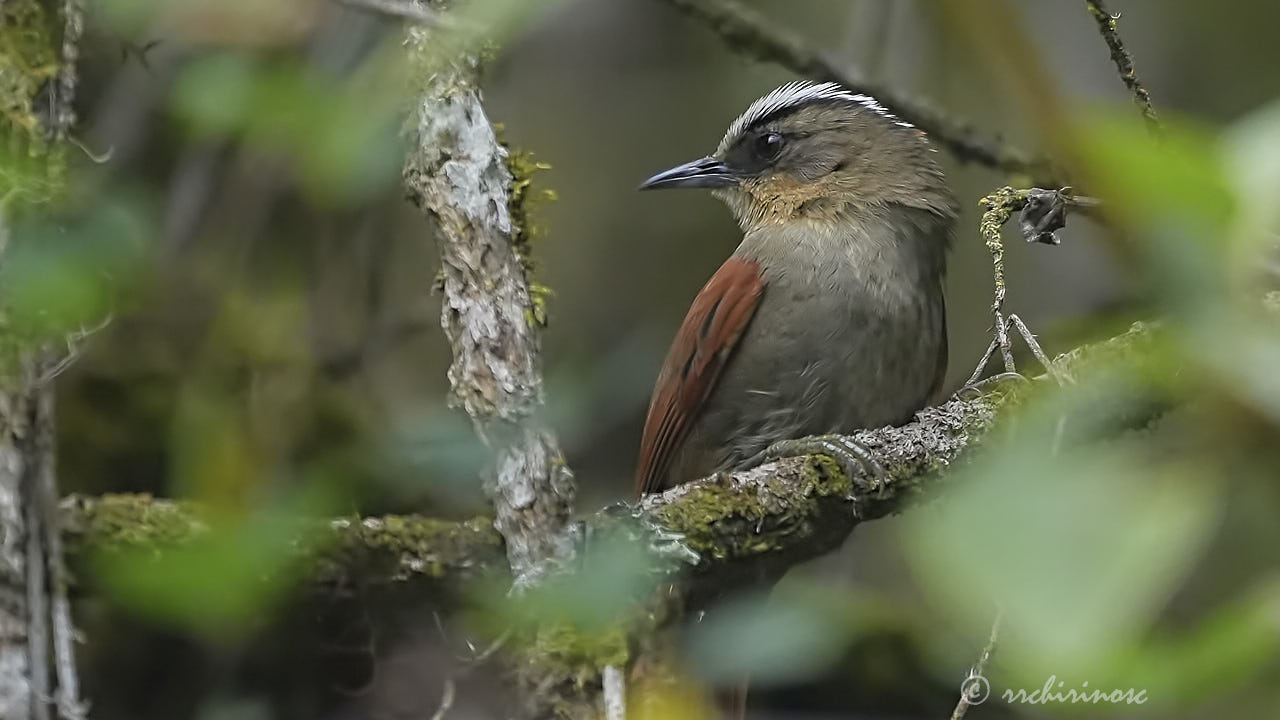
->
[4,0,1280,718]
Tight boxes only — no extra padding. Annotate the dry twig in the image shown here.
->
[1084,0,1161,135]
[969,187,1097,384]
[951,609,1003,720]
[654,0,1054,181]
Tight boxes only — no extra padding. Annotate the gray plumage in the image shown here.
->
[670,205,951,480]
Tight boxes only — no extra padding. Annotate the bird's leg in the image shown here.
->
[954,371,1028,400]
[958,313,1065,399]
[1007,314,1068,383]
[613,500,702,567]
[746,434,886,486]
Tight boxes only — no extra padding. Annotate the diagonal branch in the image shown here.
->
[401,15,576,582]
[1084,0,1161,135]
[654,0,1055,181]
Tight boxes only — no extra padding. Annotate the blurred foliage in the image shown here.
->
[0,0,57,145]
[171,51,406,204]
[94,485,336,639]
[0,0,1278,718]
[683,589,847,686]
[894,102,1280,715]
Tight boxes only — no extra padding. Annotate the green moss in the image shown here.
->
[977,186,1029,298]
[652,457,851,559]
[63,494,505,586]
[341,513,503,580]
[503,142,555,328]
[1,0,64,200]
[1,0,57,137]
[0,0,71,384]
[63,493,208,553]
[528,621,631,688]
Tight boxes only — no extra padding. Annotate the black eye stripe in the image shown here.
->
[754,132,784,160]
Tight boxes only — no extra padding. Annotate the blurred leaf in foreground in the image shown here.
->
[95,486,335,640]
[172,48,405,205]
[682,589,847,688]
[1,191,149,339]
[902,378,1224,684]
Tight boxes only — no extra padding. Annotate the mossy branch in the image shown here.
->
[54,323,1164,719]
[59,494,507,591]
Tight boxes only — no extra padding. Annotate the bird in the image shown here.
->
[635,80,958,498]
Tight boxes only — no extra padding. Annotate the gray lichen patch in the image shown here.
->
[59,494,506,588]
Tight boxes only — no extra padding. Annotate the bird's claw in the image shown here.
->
[754,434,886,487]
[954,371,1028,400]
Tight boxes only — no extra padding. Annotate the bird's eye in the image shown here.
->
[754,132,784,160]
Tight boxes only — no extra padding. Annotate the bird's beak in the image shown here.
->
[639,156,737,191]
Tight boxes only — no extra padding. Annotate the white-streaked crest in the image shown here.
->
[717,81,912,154]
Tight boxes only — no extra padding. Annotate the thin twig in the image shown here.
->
[428,677,456,720]
[427,629,511,720]
[654,0,1054,181]
[1006,314,1067,384]
[1084,0,1161,135]
[35,314,113,388]
[977,188,1025,374]
[951,608,1003,720]
[970,187,1099,383]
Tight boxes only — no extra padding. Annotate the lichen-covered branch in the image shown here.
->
[59,494,506,591]
[0,358,43,720]
[401,14,575,581]
[1,1,86,716]
[515,322,1163,719]
[1084,0,1161,135]
[653,0,1055,181]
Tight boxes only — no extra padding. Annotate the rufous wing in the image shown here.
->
[635,257,765,496]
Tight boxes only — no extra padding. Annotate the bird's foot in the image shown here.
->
[750,434,886,487]
[954,371,1028,400]
[963,313,1065,390]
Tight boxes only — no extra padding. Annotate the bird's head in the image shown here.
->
[641,81,957,231]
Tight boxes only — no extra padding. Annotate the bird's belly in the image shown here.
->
[673,281,944,478]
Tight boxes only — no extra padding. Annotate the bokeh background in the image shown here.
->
[5,0,1280,718]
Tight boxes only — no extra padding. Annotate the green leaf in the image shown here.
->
[902,383,1223,681]
[683,590,846,687]
[1072,111,1235,316]
[2,194,148,336]
[94,489,333,638]
[172,54,259,137]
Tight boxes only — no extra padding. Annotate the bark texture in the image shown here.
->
[0,358,40,720]
[0,1,87,715]
[401,17,575,584]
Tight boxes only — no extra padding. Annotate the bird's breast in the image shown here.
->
[695,215,947,465]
